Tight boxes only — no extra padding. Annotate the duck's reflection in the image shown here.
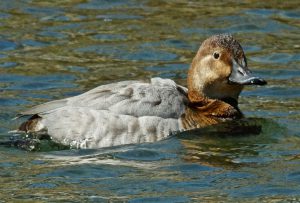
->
[177,118,270,168]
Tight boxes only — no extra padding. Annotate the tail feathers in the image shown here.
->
[12,114,50,140]
[17,114,48,136]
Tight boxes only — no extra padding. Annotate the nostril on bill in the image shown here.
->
[238,67,246,76]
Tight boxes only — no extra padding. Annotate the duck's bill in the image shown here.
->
[228,59,267,86]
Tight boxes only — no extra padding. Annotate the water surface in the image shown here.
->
[0,0,300,202]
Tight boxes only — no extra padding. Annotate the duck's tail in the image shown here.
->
[17,114,41,133]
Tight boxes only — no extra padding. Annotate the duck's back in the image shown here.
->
[18,78,188,148]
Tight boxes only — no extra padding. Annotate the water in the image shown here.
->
[0,0,300,202]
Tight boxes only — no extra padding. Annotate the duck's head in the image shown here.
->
[188,34,266,103]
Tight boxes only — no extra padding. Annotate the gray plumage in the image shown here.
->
[21,78,187,118]
[17,78,188,148]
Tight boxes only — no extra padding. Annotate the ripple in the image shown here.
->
[0,0,27,10]
[92,33,127,41]
[65,65,88,73]
[77,0,144,10]
[129,196,189,203]
[77,44,178,61]
[12,82,75,91]
[0,74,30,83]
[243,45,262,52]
[256,69,300,80]
[96,14,143,20]
[229,184,300,198]
[141,40,193,50]
[124,49,177,61]
[280,10,300,20]
[0,98,30,106]
[181,27,227,35]
[145,63,188,72]
[22,6,63,18]
[0,12,10,19]
[163,163,216,173]
[114,149,176,161]
[76,44,125,57]
[245,9,279,17]
[0,162,17,167]
[28,182,57,189]
[183,20,296,35]
[145,63,188,79]
[233,156,275,164]
[251,53,300,64]
[20,92,53,100]
[38,31,68,39]
[21,39,49,48]
[246,8,300,20]
[0,62,18,68]
[47,22,83,31]
[287,171,300,183]
[40,15,71,22]
[38,164,133,179]
[2,74,76,91]
[0,40,17,51]
[244,87,300,99]
[182,14,297,35]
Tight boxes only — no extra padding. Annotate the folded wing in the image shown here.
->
[19,78,188,119]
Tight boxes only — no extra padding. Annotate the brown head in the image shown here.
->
[187,34,266,103]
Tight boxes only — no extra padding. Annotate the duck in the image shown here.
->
[14,34,266,149]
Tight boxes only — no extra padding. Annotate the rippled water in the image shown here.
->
[0,0,300,202]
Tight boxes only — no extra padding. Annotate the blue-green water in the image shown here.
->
[0,0,300,202]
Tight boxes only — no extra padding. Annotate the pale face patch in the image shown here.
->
[189,47,243,100]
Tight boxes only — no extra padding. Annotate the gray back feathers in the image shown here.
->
[21,78,188,118]
[18,78,188,148]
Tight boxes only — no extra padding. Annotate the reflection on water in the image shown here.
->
[179,118,283,168]
[0,0,300,202]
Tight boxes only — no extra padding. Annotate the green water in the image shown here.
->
[0,0,300,202]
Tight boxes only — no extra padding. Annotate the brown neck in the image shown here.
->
[182,90,243,130]
[187,90,209,106]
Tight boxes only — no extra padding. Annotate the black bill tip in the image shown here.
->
[229,76,267,86]
[248,77,267,86]
[229,59,267,86]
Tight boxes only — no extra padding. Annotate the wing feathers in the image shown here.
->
[18,99,68,117]
[17,78,188,119]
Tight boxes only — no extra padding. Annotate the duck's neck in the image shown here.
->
[188,88,239,106]
[181,90,243,130]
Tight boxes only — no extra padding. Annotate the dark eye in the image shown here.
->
[213,52,220,59]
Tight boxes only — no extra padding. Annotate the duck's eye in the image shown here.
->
[213,52,220,59]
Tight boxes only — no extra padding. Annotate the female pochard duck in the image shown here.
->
[16,34,266,149]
